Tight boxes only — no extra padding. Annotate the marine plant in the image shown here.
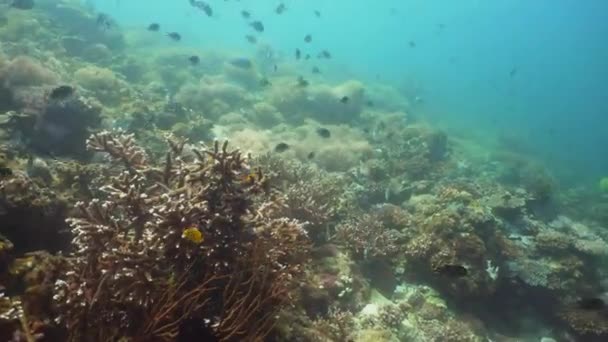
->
[53,131,310,341]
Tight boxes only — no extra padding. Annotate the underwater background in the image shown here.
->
[92,0,608,184]
[0,0,608,341]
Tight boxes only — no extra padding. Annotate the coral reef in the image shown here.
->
[0,4,606,342]
[52,132,310,341]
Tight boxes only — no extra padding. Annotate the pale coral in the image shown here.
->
[0,56,58,88]
[74,65,127,105]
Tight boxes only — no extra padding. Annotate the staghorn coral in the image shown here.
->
[255,153,355,243]
[334,212,401,260]
[53,131,310,341]
[559,306,608,339]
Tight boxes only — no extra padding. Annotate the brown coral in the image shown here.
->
[53,132,310,341]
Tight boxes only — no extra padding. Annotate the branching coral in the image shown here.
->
[53,131,310,341]
[334,213,401,260]
[255,153,354,244]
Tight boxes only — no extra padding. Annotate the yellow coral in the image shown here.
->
[182,226,204,244]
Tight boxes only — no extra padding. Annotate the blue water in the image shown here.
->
[92,0,608,185]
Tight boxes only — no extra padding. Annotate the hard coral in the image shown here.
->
[0,56,58,89]
[334,212,401,260]
[175,75,251,120]
[53,132,310,341]
[268,80,365,124]
[255,154,354,243]
[74,65,128,106]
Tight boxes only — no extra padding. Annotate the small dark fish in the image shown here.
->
[311,66,321,74]
[147,23,160,31]
[297,76,309,87]
[96,13,112,30]
[274,142,290,153]
[259,78,271,87]
[509,67,518,77]
[409,41,416,48]
[229,57,252,69]
[11,0,34,10]
[339,96,349,104]
[304,34,312,43]
[0,167,12,177]
[434,264,468,278]
[273,64,278,72]
[305,54,311,60]
[307,151,315,160]
[275,3,286,14]
[167,32,182,41]
[49,85,75,100]
[318,50,331,59]
[245,35,257,44]
[314,10,321,18]
[316,128,331,138]
[189,55,200,65]
[366,100,374,107]
[190,0,213,17]
[241,10,251,19]
[202,4,213,17]
[577,297,606,311]
[250,21,264,32]
[295,48,301,60]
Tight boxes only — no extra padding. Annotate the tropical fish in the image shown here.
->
[275,3,286,14]
[96,13,112,30]
[304,34,312,43]
[49,85,75,100]
[297,76,309,87]
[577,297,606,311]
[182,226,204,244]
[316,128,331,138]
[147,23,160,31]
[433,264,468,278]
[295,48,301,60]
[190,0,212,17]
[188,55,200,65]
[274,143,290,153]
[241,10,251,19]
[318,50,331,59]
[259,78,271,87]
[340,96,349,104]
[312,66,321,74]
[250,21,264,32]
[307,152,315,159]
[245,35,257,44]
[167,32,182,41]
[314,10,321,18]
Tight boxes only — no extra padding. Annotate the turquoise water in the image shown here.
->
[91,0,608,184]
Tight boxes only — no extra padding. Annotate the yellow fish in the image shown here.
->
[182,226,204,244]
